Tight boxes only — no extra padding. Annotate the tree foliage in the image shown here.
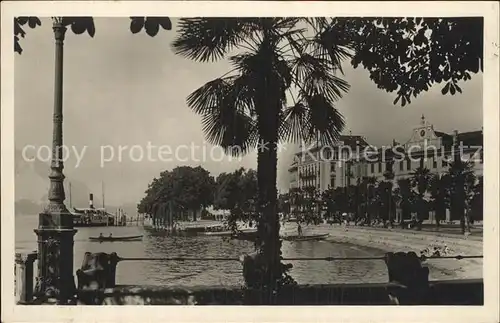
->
[214,168,258,230]
[393,178,415,227]
[429,173,451,226]
[15,16,483,108]
[447,159,476,231]
[326,17,483,106]
[137,166,215,219]
[288,186,323,225]
[14,16,172,54]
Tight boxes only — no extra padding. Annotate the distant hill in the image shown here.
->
[14,149,140,217]
[15,199,41,216]
[14,149,107,215]
[15,149,49,204]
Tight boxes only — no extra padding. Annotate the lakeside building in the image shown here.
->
[287,116,483,221]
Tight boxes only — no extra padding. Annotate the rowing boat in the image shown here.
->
[281,233,329,241]
[200,229,258,241]
[202,230,233,237]
[89,235,143,242]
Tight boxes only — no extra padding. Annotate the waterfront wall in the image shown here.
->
[76,279,483,305]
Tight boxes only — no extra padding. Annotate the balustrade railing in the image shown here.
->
[14,250,484,305]
[14,251,37,304]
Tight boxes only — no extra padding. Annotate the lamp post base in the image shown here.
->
[35,210,77,305]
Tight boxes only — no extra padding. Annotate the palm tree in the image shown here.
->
[278,193,290,218]
[410,166,431,230]
[363,176,378,225]
[172,18,350,292]
[344,161,355,218]
[382,170,395,227]
[470,175,483,224]
[333,187,348,217]
[428,174,450,229]
[394,178,414,228]
[289,187,303,221]
[300,186,322,225]
[322,187,337,223]
[447,160,476,233]
[353,178,364,223]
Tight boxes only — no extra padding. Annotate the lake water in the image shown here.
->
[16,215,391,286]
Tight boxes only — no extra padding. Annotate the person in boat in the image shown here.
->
[99,233,104,239]
[109,233,113,238]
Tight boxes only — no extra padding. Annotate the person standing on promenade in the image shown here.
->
[342,212,348,230]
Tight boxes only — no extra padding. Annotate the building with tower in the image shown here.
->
[288,116,483,222]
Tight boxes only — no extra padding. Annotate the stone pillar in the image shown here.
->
[34,19,77,305]
[384,252,431,304]
[15,252,37,304]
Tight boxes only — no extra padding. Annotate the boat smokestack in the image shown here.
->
[89,193,94,209]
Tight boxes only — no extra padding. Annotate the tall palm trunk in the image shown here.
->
[388,189,393,228]
[436,189,445,229]
[454,177,466,233]
[255,57,283,297]
[400,201,405,229]
[256,133,280,294]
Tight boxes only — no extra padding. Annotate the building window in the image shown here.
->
[399,161,403,171]
[419,157,424,169]
[406,159,411,170]
[331,177,335,187]
[378,163,381,173]
[370,163,374,173]
[432,157,437,168]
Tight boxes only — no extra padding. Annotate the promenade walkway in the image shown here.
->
[406,221,483,236]
[287,222,483,280]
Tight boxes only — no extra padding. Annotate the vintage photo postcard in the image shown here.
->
[1,1,499,322]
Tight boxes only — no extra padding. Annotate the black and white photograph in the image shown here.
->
[2,1,499,322]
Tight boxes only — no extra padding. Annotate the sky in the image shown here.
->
[14,18,483,206]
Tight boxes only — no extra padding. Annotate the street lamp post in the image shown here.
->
[34,17,77,304]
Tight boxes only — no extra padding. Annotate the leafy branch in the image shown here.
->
[14,16,172,54]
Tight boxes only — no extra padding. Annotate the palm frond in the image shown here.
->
[280,102,311,144]
[281,93,345,146]
[200,107,258,155]
[307,94,345,146]
[303,18,331,33]
[291,52,350,102]
[172,18,259,62]
[187,76,258,156]
[311,27,354,74]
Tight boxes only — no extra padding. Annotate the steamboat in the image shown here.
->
[71,207,115,227]
[71,193,116,227]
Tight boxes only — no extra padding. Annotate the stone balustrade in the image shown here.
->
[14,250,484,306]
[15,251,37,304]
[75,279,483,305]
